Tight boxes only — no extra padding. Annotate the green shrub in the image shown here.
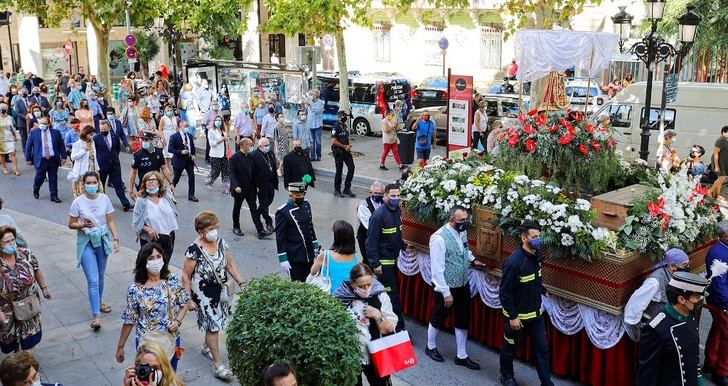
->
[227,275,361,386]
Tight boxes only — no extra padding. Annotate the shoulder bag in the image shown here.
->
[0,252,41,322]
[417,122,432,146]
[138,281,177,359]
[306,250,332,292]
[200,241,234,304]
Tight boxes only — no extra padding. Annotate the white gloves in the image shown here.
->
[280,261,292,275]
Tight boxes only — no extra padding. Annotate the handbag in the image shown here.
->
[138,281,176,359]
[306,250,332,292]
[417,122,432,146]
[367,330,417,377]
[0,252,41,322]
[200,241,234,304]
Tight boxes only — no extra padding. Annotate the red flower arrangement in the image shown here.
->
[525,138,537,153]
[579,143,589,155]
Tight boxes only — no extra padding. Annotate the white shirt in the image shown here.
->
[69,194,114,230]
[623,277,661,325]
[260,114,277,138]
[207,128,226,158]
[357,198,382,230]
[429,224,475,298]
[195,88,213,113]
[145,199,178,235]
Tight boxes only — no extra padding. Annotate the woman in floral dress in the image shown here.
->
[182,211,243,381]
[0,225,52,353]
[116,242,189,370]
[50,99,70,137]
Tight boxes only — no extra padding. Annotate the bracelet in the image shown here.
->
[40,285,47,289]
[174,318,182,326]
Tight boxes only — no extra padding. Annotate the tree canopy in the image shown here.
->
[652,0,728,51]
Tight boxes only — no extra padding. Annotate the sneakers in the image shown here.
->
[213,364,233,381]
[379,165,389,170]
[258,230,273,239]
[424,346,444,362]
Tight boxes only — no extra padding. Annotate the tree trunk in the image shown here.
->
[91,22,111,99]
[528,1,551,109]
[334,29,350,113]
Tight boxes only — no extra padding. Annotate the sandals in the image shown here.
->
[13,170,19,176]
[100,304,112,313]
[90,317,101,330]
[201,346,214,361]
[1,169,8,175]
[213,364,233,381]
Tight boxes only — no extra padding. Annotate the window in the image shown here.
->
[566,86,599,98]
[268,34,286,59]
[480,27,502,69]
[485,100,499,116]
[374,25,391,62]
[424,26,444,66]
[608,104,633,128]
[641,107,676,130]
[420,77,447,89]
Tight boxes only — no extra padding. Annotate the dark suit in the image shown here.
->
[251,149,278,228]
[168,131,196,198]
[275,200,318,281]
[24,128,65,199]
[229,151,264,233]
[94,117,129,148]
[28,94,51,113]
[93,131,131,208]
[13,96,29,151]
[282,150,315,188]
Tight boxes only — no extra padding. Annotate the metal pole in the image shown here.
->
[6,12,14,72]
[311,47,317,92]
[445,67,451,159]
[170,27,179,103]
[442,50,446,77]
[639,23,657,161]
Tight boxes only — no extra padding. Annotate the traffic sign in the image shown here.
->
[125,46,137,59]
[665,74,678,103]
[439,37,449,50]
[64,40,72,56]
[124,34,137,46]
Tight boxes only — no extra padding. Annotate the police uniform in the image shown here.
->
[331,111,355,195]
[131,132,166,189]
[275,182,319,282]
[637,271,709,386]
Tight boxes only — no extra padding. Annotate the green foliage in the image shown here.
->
[135,31,160,65]
[646,0,728,52]
[499,0,600,38]
[227,276,361,386]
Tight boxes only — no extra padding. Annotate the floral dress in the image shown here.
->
[184,239,231,332]
[0,248,41,345]
[120,274,189,340]
[51,108,70,136]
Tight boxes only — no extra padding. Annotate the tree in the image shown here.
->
[135,31,160,78]
[653,0,728,52]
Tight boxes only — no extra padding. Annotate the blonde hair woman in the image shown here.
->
[132,171,178,259]
[122,343,185,386]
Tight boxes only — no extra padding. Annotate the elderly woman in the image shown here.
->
[132,171,178,260]
[116,243,189,370]
[0,225,51,353]
[657,129,679,173]
[334,263,397,386]
[69,125,99,196]
[711,125,728,197]
[67,171,121,330]
[122,343,186,386]
[0,103,19,176]
[182,211,243,381]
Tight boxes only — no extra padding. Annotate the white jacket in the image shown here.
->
[68,139,99,181]
[207,128,226,158]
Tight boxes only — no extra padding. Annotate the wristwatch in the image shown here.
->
[175,318,182,326]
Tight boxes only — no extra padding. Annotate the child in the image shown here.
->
[687,144,706,180]
[486,120,505,155]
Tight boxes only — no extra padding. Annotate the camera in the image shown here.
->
[135,363,155,382]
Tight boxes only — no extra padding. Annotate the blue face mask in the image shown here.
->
[388,198,400,208]
[214,120,222,128]
[166,111,174,118]
[142,141,152,150]
[2,244,16,255]
[85,184,99,195]
[147,187,159,195]
[528,238,542,251]
[262,146,271,153]
[39,124,48,131]
[33,111,41,118]
[106,114,114,121]
[184,127,193,135]
[453,221,469,233]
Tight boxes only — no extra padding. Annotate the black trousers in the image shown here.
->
[172,159,196,198]
[290,261,313,282]
[430,285,471,330]
[356,229,368,263]
[33,158,59,198]
[472,131,488,152]
[257,186,275,227]
[378,263,405,331]
[357,363,391,386]
[500,315,554,386]
[204,128,210,162]
[232,192,263,233]
[99,167,131,208]
[140,231,175,262]
[334,152,355,192]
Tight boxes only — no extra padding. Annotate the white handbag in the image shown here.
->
[306,250,332,293]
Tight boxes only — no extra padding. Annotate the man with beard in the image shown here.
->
[251,137,278,233]
[282,139,315,190]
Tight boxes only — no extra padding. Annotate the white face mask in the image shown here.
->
[205,229,219,242]
[31,379,42,386]
[146,258,164,274]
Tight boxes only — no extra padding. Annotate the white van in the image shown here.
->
[591,82,728,164]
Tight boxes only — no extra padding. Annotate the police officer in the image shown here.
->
[331,110,355,198]
[499,220,554,386]
[128,131,173,200]
[275,182,320,282]
[637,271,709,386]
[356,181,384,263]
[366,183,411,331]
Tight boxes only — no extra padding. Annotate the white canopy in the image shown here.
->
[514,30,620,83]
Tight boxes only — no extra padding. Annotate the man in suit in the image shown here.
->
[251,137,278,232]
[28,86,51,113]
[168,121,198,202]
[24,116,65,202]
[94,119,132,211]
[230,138,270,239]
[282,139,315,189]
[95,107,130,150]
[13,86,29,152]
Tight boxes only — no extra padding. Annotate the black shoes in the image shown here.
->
[424,347,444,362]
[258,230,273,239]
[122,206,133,212]
[33,191,39,199]
[188,196,199,202]
[50,197,62,203]
[343,190,356,198]
[334,190,344,197]
[499,376,519,386]
[232,228,244,236]
[379,165,388,170]
[266,224,274,233]
[713,375,728,386]
[454,356,481,370]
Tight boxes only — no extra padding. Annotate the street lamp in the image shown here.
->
[612,4,701,161]
[154,17,182,103]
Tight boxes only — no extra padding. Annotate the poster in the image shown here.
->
[108,41,131,80]
[446,73,473,157]
[187,66,217,95]
[41,46,69,80]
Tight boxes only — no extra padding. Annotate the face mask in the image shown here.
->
[146,258,164,274]
[166,111,174,118]
[39,124,48,131]
[372,194,383,203]
[85,184,99,195]
[214,120,222,128]
[0,109,6,114]
[91,95,97,100]
[81,104,87,109]
[77,86,82,91]
[453,221,469,233]
[146,187,159,195]
[354,287,371,298]
[671,138,676,144]
[263,146,271,153]
[689,151,696,158]
[31,378,41,386]
[56,102,62,107]
[268,107,275,113]
[212,105,219,111]
[1,244,16,255]
[299,114,307,121]
[387,198,399,208]
[33,111,41,118]
[142,142,152,150]
[340,116,348,123]
[294,146,302,153]
[107,114,115,121]
[294,197,305,206]
[101,130,109,136]
[33,92,40,96]
[527,238,542,251]
[184,127,193,135]
[205,229,219,242]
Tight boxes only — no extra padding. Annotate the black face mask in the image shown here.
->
[33,92,40,96]
[294,197,304,206]
[340,116,347,123]
[372,194,383,203]
[101,130,110,136]
[268,108,275,113]
[294,146,303,154]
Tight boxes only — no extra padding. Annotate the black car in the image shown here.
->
[411,76,448,109]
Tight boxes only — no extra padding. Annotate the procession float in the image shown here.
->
[396,30,720,386]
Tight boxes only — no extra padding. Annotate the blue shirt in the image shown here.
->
[40,128,55,157]
[307,99,324,129]
[323,250,358,295]
[415,120,435,150]
[64,130,79,149]
[254,107,267,123]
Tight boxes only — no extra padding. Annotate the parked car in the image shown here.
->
[486,77,530,95]
[411,76,448,109]
[565,79,607,115]
[405,94,530,144]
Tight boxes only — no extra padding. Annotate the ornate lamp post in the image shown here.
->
[612,3,701,161]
